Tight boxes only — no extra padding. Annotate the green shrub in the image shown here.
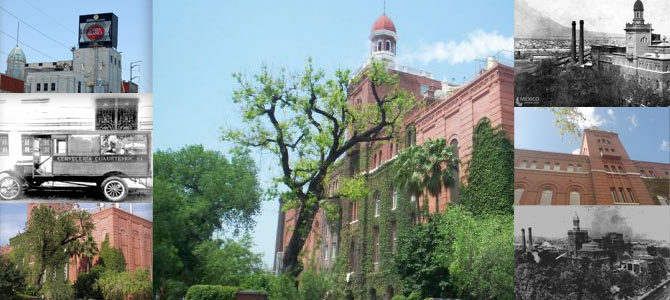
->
[268,275,298,300]
[73,265,104,299]
[185,285,239,300]
[391,295,407,300]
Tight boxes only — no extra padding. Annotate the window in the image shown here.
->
[530,161,537,169]
[0,135,8,155]
[372,154,377,169]
[605,148,609,152]
[544,162,550,170]
[649,171,656,178]
[520,160,527,168]
[385,40,391,51]
[374,193,380,217]
[641,170,647,177]
[619,188,627,203]
[540,189,552,205]
[100,134,148,155]
[627,189,636,203]
[95,98,139,130]
[36,83,41,91]
[43,83,48,91]
[514,188,524,205]
[391,187,397,210]
[577,165,583,172]
[78,81,82,93]
[657,195,669,205]
[554,163,560,171]
[607,140,611,144]
[570,190,580,205]
[373,227,379,264]
[618,166,624,173]
[567,164,574,172]
[21,135,51,156]
[55,138,67,154]
[605,165,610,172]
[377,40,382,51]
[611,188,619,203]
[51,82,55,91]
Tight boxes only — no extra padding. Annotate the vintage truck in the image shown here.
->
[0,131,151,201]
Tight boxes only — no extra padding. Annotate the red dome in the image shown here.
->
[371,14,396,33]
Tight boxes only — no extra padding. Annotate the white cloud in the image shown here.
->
[572,148,581,155]
[574,107,606,129]
[400,30,513,65]
[626,115,638,131]
[660,140,669,152]
[607,109,615,119]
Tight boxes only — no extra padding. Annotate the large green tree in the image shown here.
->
[10,205,94,292]
[225,59,415,275]
[0,252,24,297]
[153,145,263,297]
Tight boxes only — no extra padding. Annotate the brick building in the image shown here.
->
[10,203,152,283]
[515,127,670,205]
[591,0,670,96]
[275,13,514,298]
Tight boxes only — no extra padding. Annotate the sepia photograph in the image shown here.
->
[515,206,670,300]
[514,0,670,106]
[0,93,153,202]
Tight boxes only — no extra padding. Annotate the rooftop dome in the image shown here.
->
[371,14,396,33]
[634,0,644,11]
[7,46,26,62]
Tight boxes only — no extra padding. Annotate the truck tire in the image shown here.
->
[101,176,128,202]
[0,176,22,200]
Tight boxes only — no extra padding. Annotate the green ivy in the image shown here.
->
[460,118,514,216]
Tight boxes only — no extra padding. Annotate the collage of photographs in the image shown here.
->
[0,0,668,300]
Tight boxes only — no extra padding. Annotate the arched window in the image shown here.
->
[649,171,656,177]
[640,170,646,176]
[554,163,560,171]
[374,192,380,217]
[567,164,574,172]
[540,189,553,205]
[604,165,610,172]
[577,165,583,172]
[544,162,551,170]
[570,190,580,205]
[657,195,669,205]
[385,40,391,51]
[391,186,398,210]
[377,40,382,52]
[514,188,524,205]
[520,160,527,168]
[531,161,537,169]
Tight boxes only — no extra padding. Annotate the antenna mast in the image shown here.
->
[383,0,386,15]
[16,22,19,46]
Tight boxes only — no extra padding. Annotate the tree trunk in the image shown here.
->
[281,200,319,276]
[34,265,45,292]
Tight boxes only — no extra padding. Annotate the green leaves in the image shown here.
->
[393,138,459,199]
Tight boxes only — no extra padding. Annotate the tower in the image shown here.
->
[573,212,580,231]
[6,45,26,80]
[625,0,652,58]
[370,14,397,64]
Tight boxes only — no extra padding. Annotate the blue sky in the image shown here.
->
[0,0,152,92]
[154,1,514,267]
[0,203,153,246]
[515,108,670,163]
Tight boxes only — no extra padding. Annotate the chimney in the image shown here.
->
[579,20,585,64]
[521,228,527,253]
[129,203,133,214]
[571,21,577,63]
[528,227,534,251]
[486,56,497,70]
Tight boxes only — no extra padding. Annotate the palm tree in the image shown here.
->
[80,235,99,272]
[393,138,459,219]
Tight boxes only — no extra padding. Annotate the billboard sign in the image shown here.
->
[78,13,118,48]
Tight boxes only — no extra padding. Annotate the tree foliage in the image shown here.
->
[0,252,24,298]
[459,118,514,216]
[10,205,94,292]
[224,58,416,274]
[185,285,239,300]
[192,236,264,287]
[153,145,263,297]
[95,268,152,300]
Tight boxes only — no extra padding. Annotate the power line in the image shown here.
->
[0,30,59,61]
[0,6,72,50]
[24,0,78,35]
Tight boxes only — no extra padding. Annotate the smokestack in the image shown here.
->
[528,227,534,251]
[521,228,527,253]
[579,20,585,64]
[571,21,577,63]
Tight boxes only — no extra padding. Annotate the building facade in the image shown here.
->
[275,13,514,299]
[515,127,670,205]
[591,0,670,95]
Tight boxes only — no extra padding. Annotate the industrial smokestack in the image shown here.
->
[528,227,534,251]
[571,21,577,63]
[579,20,585,64]
[521,228,527,253]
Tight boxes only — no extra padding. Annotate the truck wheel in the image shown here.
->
[0,176,22,200]
[101,176,128,202]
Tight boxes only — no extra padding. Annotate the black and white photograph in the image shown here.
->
[514,0,670,107]
[515,206,670,300]
[0,93,153,202]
